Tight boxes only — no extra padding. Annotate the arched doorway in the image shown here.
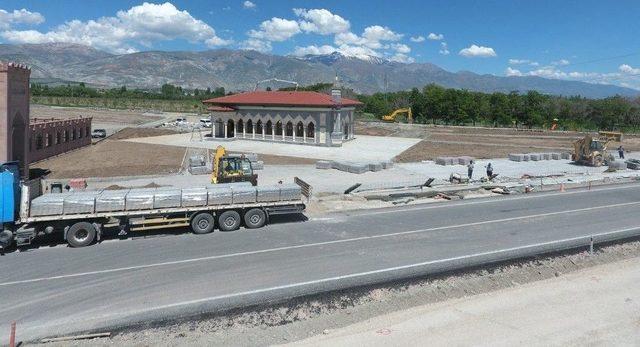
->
[285,121,293,137]
[246,119,253,134]
[215,119,224,138]
[275,121,283,136]
[343,123,349,139]
[296,121,304,139]
[237,119,244,137]
[227,119,235,138]
[256,120,263,135]
[306,123,315,139]
[266,120,273,135]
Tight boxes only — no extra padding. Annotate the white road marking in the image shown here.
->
[85,225,640,317]
[346,183,640,217]
[2,200,639,287]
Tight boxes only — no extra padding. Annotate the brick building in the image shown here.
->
[28,117,92,163]
[1,62,92,176]
[203,88,362,147]
[0,62,30,176]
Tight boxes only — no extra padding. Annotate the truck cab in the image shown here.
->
[0,161,21,249]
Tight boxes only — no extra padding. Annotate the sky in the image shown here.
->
[1,0,640,89]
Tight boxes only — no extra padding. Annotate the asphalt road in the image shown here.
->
[2,183,640,343]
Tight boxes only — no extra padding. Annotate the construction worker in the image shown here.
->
[618,145,625,159]
[486,162,493,179]
[467,160,474,180]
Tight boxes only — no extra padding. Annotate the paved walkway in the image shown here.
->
[290,256,640,347]
[123,134,421,162]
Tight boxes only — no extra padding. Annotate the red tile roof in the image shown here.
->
[202,91,362,108]
[207,106,236,112]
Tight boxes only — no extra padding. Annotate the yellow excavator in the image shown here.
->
[571,134,614,167]
[382,108,413,123]
[211,146,258,185]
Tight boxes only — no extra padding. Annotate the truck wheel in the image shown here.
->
[244,208,266,229]
[191,212,215,234]
[67,222,96,247]
[218,210,241,231]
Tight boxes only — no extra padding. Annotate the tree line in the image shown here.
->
[30,83,227,101]
[357,84,640,131]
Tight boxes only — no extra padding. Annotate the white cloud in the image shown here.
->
[509,59,539,66]
[551,59,570,66]
[294,8,350,35]
[619,64,640,75]
[505,67,523,77]
[427,32,444,40]
[410,35,425,43]
[389,53,415,63]
[248,17,300,41]
[459,44,497,58]
[291,44,336,56]
[335,25,402,50]
[391,43,411,54]
[362,25,402,43]
[439,42,450,55]
[0,2,230,53]
[0,8,44,29]
[240,38,271,52]
[243,1,256,9]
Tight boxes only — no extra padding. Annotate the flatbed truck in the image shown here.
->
[0,162,307,250]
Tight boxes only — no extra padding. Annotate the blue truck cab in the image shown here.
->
[0,162,21,248]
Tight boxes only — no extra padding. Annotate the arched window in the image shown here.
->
[245,119,253,133]
[86,126,90,137]
[295,121,304,137]
[306,123,315,138]
[35,134,43,150]
[266,120,273,134]
[285,121,293,137]
[71,129,77,140]
[79,128,83,139]
[45,133,52,147]
[56,131,61,144]
[256,120,263,134]
[275,121,283,136]
[63,130,69,142]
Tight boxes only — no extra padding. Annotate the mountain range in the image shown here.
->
[0,43,637,98]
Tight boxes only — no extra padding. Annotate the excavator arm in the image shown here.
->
[382,108,413,123]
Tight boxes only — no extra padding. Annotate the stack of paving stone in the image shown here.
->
[29,182,301,217]
[188,154,210,175]
[435,156,475,166]
[315,160,394,174]
[508,152,565,162]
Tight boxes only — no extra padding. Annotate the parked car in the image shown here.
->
[176,117,187,126]
[200,118,212,128]
[91,129,107,138]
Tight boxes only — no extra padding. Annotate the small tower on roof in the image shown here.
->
[331,74,341,105]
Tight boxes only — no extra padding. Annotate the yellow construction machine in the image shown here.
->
[382,108,413,123]
[571,134,614,167]
[211,145,258,185]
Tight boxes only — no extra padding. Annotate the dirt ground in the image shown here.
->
[356,121,640,161]
[30,140,185,178]
[31,105,164,126]
[109,127,180,140]
[34,240,640,346]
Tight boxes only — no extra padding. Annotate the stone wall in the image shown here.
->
[28,117,93,163]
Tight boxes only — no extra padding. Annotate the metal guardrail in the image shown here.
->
[294,177,312,202]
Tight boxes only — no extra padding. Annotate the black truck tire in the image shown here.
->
[243,208,266,229]
[67,222,96,247]
[191,212,215,234]
[218,210,241,231]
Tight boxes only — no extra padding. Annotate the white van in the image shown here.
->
[199,118,212,128]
